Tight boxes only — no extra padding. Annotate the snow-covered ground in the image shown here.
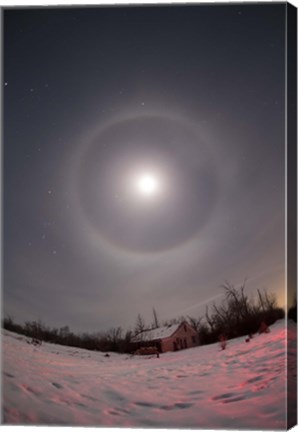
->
[2,319,296,429]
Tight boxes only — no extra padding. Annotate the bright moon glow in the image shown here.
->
[136,174,159,196]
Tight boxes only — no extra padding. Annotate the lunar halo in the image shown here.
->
[70,112,218,256]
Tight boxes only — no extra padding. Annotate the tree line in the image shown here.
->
[2,317,133,353]
[191,281,285,345]
[2,282,289,353]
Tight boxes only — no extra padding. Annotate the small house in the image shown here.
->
[131,321,199,353]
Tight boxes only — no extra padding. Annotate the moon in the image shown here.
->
[75,115,218,253]
[136,173,159,196]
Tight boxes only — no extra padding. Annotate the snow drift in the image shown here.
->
[2,319,296,429]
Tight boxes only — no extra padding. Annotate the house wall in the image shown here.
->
[131,339,162,353]
[161,323,199,353]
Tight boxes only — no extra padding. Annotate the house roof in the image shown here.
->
[132,322,182,343]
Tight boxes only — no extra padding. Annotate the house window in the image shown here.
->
[184,324,187,332]
[192,336,196,343]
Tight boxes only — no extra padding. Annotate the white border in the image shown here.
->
[1,2,297,432]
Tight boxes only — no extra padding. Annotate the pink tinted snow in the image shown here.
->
[2,319,296,429]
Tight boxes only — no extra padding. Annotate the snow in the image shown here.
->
[132,322,181,342]
[2,319,296,429]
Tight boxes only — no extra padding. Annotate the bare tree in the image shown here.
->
[134,313,146,335]
[205,305,215,332]
[152,307,160,329]
[257,289,277,311]
[187,315,203,332]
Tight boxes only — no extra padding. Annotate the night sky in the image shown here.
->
[3,3,286,333]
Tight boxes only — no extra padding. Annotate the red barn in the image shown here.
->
[131,321,199,353]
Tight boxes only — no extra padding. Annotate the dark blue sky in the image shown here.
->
[3,3,286,332]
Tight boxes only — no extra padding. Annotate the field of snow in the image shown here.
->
[2,319,296,429]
